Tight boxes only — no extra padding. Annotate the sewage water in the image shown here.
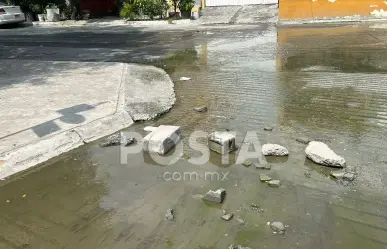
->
[1,24,387,249]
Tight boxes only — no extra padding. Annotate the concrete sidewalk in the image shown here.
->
[0,61,175,179]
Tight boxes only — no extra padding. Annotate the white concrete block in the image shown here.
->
[208,132,236,154]
[143,125,181,155]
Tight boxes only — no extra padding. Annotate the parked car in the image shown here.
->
[0,1,25,25]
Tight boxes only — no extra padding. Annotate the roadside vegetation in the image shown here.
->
[119,0,195,20]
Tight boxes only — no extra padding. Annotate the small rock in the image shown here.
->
[99,133,135,147]
[242,160,253,167]
[268,180,281,187]
[193,106,208,112]
[222,209,227,215]
[229,245,251,249]
[202,188,226,203]
[270,221,285,234]
[180,76,191,81]
[304,171,311,178]
[251,203,260,210]
[165,208,174,220]
[296,137,310,144]
[305,141,346,167]
[264,126,274,131]
[260,174,272,182]
[255,164,271,170]
[236,217,246,224]
[330,171,356,181]
[221,213,234,221]
[262,144,289,156]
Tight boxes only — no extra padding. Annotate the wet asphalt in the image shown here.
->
[1,23,387,249]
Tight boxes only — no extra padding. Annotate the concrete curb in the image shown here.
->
[0,63,175,179]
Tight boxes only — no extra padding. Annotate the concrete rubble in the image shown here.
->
[179,76,191,81]
[193,106,208,112]
[221,211,234,221]
[242,160,253,167]
[165,208,174,220]
[268,180,281,187]
[264,126,274,131]
[208,132,236,154]
[202,188,226,203]
[305,141,346,168]
[142,125,181,155]
[255,164,271,170]
[260,174,272,182]
[330,170,356,181]
[99,133,135,147]
[262,144,289,156]
[270,221,286,234]
[296,137,310,145]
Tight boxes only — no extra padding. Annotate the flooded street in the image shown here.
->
[1,23,387,248]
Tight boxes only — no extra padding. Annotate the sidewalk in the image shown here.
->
[0,61,175,179]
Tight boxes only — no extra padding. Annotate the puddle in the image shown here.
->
[1,25,387,248]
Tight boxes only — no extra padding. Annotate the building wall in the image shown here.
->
[279,0,387,20]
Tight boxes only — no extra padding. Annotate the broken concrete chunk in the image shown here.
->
[202,188,226,203]
[208,132,236,154]
[330,171,356,181]
[165,208,174,220]
[260,174,272,182]
[268,180,281,187]
[236,217,246,224]
[242,160,253,167]
[264,126,274,131]
[305,141,346,168]
[143,125,181,155]
[99,133,135,147]
[296,137,310,145]
[270,221,285,234]
[221,213,234,221]
[179,76,191,81]
[193,106,208,112]
[255,164,271,170]
[262,144,289,156]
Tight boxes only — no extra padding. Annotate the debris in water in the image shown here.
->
[330,170,356,182]
[202,188,226,203]
[179,76,191,81]
[143,125,181,155]
[255,164,271,170]
[305,141,346,167]
[99,133,135,147]
[193,106,208,112]
[208,132,236,154]
[165,208,174,220]
[260,174,272,182]
[221,212,234,221]
[296,137,310,145]
[236,217,246,224]
[251,203,260,210]
[264,126,274,131]
[6,200,10,203]
[262,144,289,156]
[268,180,281,187]
[242,160,253,167]
[22,194,27,198]
[270,221,286,234]
[304,171,312,178]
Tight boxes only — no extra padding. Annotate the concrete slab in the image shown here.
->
[0,60,175,179]
[143,125,181,155]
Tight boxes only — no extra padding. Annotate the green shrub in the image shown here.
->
[178,0,194,12]
[120,2,138,20]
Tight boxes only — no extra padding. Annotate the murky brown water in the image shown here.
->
[2,24,387,249]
